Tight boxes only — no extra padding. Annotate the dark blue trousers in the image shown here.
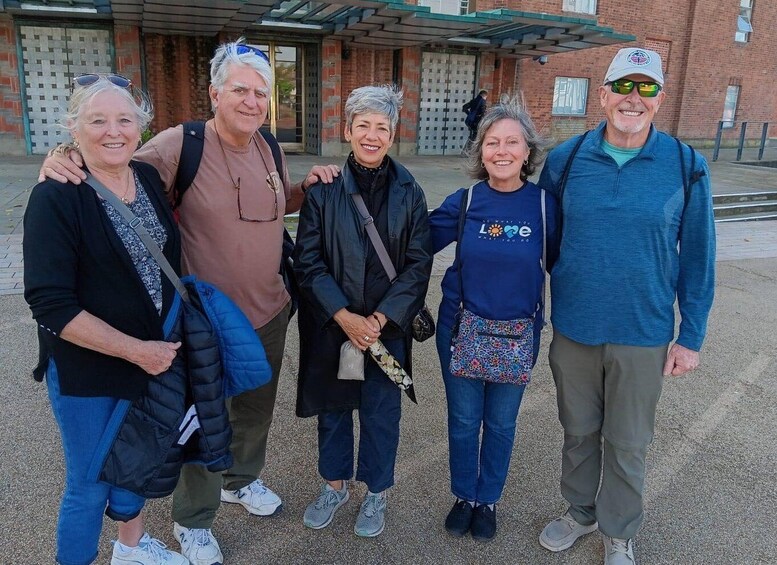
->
[317,338,404,493]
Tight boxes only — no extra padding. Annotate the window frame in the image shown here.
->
[552,77,590,117]
[562,0,597,15]
[721,85,740,129]
[735,0,754,43]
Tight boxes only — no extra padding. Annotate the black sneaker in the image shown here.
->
[444,499,473,537]
[471,504,497,541]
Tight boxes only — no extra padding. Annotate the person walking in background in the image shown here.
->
[37,38,339,565]
[462,89,488,149]
[293,85,432,539]
[536,48,715,564]
[24,75,187,565]
[429,98,559,542]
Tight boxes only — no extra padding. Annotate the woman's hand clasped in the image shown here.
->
[333,309,381,351]
[130,340,182,375]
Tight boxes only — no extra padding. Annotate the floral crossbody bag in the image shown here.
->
[449,185,547,385]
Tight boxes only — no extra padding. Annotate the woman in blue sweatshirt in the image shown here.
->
[429,100,559,541]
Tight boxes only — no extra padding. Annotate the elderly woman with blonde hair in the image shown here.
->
[293,85,433,538]
[23,75,186,565]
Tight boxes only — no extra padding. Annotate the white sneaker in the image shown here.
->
[173,523,223,565]
[539,512,598,552]
[603,535,636,565]
[220,478,282,516]
[111,533,188,565]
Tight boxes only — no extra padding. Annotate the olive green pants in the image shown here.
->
[549,331,667,540]
[172,303,290,529]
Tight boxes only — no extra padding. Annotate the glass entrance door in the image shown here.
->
[256,43,304,152]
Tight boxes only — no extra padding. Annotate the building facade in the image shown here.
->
[0,0,774,156]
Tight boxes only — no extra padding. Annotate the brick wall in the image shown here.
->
[319,39,342,156]
[0,14,24,155]
[492,0,777,144]
[677,0,777,142]
[142,34,215,134]
[396,46,421,155]
[113,25,143,88]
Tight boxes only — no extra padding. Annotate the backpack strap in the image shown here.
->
[174,121,207,210]
[675,136,707,215]
[557,130,589,204]
[259,129,284,176]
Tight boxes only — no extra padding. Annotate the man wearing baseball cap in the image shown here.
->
[536,48,715,564]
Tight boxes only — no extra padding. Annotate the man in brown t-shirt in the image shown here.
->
[39,39,339,565]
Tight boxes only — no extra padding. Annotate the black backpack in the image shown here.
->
[173,121,299,318]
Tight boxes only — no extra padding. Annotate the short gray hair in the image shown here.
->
[210,37,274,95]
[64,78,153,133]
[345,85,403,135]
[464,94,549,182]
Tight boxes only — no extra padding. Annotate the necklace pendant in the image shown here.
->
[121,196,130,205]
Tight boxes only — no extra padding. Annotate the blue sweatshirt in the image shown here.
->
[537,122,715,351]
[429,180,560,361]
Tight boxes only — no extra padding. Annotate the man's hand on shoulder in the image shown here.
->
[302,164,340,192]
[38,144,86,184]
[663,343,700,377]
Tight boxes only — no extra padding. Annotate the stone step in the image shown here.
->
[713,191,777,205]
[716,212,777,223]
[714,201,777,218]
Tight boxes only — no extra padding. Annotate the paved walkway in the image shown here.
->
[2,146,777,295]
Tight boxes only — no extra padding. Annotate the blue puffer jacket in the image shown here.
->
[87,276,271,498]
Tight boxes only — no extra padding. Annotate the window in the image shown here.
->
[417,0,461,15]
[722,85,740,128]
[563,0,597,15]
[552,77,589,116]
[735,0,754,43]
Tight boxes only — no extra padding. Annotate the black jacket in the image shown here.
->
[293,157,433,417]
[463,95,486,128]
[23,161,181,399]
[98,282,233,498]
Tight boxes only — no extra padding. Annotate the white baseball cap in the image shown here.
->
[604,48,664,86]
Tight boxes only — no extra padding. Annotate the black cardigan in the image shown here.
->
[23,161,181,399]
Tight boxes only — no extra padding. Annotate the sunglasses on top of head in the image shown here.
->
[73,73,133,89]
[234,44,270,64]
[608,79,662,98]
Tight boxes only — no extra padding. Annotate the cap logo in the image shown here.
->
[626,50,651,66]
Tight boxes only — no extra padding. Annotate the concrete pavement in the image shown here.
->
[0,147,776,564]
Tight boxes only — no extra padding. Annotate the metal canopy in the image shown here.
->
[1,0,635,56]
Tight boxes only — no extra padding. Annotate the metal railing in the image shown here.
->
[712,121,772,162]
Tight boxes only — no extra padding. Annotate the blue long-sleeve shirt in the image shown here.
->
[537,122,715,351]
[429,181,560,362]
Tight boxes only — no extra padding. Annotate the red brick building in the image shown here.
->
[0,0,773,156]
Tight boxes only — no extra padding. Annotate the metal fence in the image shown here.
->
[712,121,772,162]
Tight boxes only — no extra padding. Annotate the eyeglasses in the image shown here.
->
[234,44,270,64]
[608,79,662,98]
[236,172,281,223]
[73,73,132,89]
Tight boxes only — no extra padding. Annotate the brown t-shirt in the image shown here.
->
[135,120,292,328]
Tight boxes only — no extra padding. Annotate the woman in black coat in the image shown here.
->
[293,85,432,538]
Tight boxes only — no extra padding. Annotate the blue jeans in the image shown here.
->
[47,361,145,565]
[436,321,527,505]
[317,338,403,493]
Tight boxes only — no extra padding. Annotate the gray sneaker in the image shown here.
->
[354,491,387,537]
[603,535,636,565]
[303,483,350,529]
[539,512,598,552]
